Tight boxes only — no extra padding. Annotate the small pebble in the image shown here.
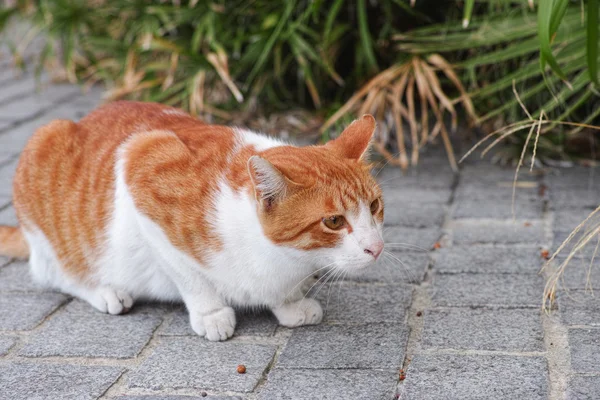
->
[201,392,207,397]
[416,311,422,317]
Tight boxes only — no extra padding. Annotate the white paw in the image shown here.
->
[191,307,236,341]
[273,298,323,327]
[92,287,134,315]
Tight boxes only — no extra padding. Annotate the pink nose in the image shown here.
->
[364,241,384,259]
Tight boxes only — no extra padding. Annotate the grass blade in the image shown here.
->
[357,0,379,72]
[538,0,568,80]
[587,0,599,85]
[462,0,475,28]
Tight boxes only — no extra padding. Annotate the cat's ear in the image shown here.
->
[247,156,298,210]
[326,114,376,162]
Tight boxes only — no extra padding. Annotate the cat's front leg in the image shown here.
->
[176,276,236,341]
[271,290,323,328]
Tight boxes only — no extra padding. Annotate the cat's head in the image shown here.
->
[248,115,384,273]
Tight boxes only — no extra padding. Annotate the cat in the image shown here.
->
[0,101,385,341]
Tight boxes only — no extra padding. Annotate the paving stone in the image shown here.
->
[0,292,67,330]
[116,397,239,400]
[555,210,600,233]
[0,336,16,355]
[453,195,544,219]
[432,273,543,308]
[161,308,277,337]
[257,368,397,400]
[553,230,600,259]
[128,337,276,393]
[547,167,600,190]
[0,261,41,292]
[558,291,600,326]
[556,257,600,290]
[377,166,455,190]
[400,354,549,399]
[382,186,451,205]
[384,226,441,252]
[551,188,600,210]
[384,201,445,228]
[347,251,430,283]
[432,245,542,274]
[568,328,600,373]
[0,205,17,225]
[0,157,18,197]
[278,323,407,369]
[0,120,12,132]
[0,84,81,122]
[460,163,539,185]
[422,308,544,351]
[450,219,546,245]
[312,283,412,324]
[566,375,600,400]
[20,300,162,358]
[0,362,123,400]
[0,77,37,105]
[0,99,96,153]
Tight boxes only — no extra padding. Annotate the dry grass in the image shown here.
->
[461,85,600,310]
[321,55,477,172]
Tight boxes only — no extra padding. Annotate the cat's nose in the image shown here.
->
[364,241,384,259]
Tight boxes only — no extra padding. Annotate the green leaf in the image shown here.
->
[538,0,568,80]
[462,0,475,28]
[357,0,378,72]
[587,0,599,85]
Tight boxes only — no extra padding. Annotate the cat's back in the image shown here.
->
[12,101,241,277]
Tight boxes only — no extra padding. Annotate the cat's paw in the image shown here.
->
[92,287,134,315]
[272,298,323,327]
[191,307,236,341]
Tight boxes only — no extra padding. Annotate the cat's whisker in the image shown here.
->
[309,267,340,303]
[325,267,345,312]
[384,251,416,283]
[302,267,338,303]
[283,262,336,302]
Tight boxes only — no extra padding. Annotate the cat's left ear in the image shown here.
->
[247,156,299,210]
[326,114,376,162]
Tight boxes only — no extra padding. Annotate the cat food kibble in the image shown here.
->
[541,249,550,259]
[432,242,442,249]
[237,364,246,374]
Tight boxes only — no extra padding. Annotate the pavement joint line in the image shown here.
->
[413,348,547,357]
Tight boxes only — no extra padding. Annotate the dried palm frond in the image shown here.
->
[321,54,477,171]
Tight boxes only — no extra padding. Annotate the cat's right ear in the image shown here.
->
[247,156,297,210]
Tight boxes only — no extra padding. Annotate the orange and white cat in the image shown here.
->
[0,101,384,341]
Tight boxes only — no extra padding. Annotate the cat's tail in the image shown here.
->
[0,226,29,260]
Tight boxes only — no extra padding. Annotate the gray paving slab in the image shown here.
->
[568,328,600,373]
[555,210,600,233]
[558,291,600,326]
[566,375,600,400]
[0,84,81,122]
[348,251,430,283]
[116,397,239,400]
[0,336,16,355]
[20,300,162,358]
[553,230,600,259]
[0,362,123,400]
[0,261,41,292]
[422,308,544,351]
[382,186,451,205]
[0,292,67,330]
[128,337,277,393]
[0,205,17,225]
[551,188,600,210]
[257,368,397,400]
[384,202,446,228]
[400,354,549,399]
[431,273,544,308]
[312,283,412,324]
[555,256,600,290]
[546,167,600,190]
[451,219,546,245]
[384,226,441,252]
[0,76,37,104]
[161,308,277,337]
[377,166,455,190]
[432,245,542,274]
[453,195,544,219]
[0,157,18,197]
[277,323,407,369]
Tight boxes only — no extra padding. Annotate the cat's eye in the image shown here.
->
[322,215,346,230]
[370,198,381,214]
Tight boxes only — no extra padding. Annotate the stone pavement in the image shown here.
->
[0,62,599,400]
